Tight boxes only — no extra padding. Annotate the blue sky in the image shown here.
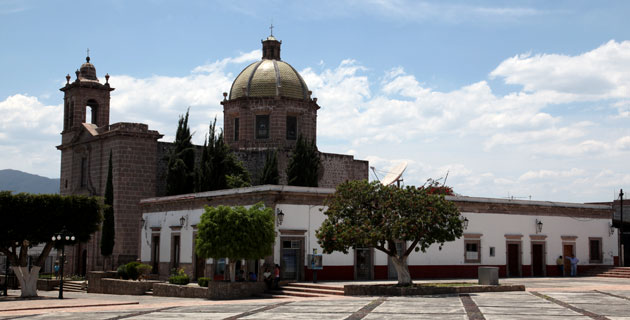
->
[1,0,629,202]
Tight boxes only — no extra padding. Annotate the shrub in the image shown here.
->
[169,275,190,285]
[117,264,129,280]
[125,261,142,280]
[197,277,210,287]
[136,263,152,280]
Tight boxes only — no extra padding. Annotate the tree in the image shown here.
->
[315,180,463,286]
[195,117,250,192]
[0,192,102,297]
[100,151,115,270]
[286,135,320,187]
[195,203,275,282]
[259,150,279,185]
[166,109,195,195]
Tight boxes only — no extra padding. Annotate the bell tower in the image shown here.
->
[60,54,114,143]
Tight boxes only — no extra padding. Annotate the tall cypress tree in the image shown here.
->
[195,117,250,192]
[259,150,279,185]
[100,151,115,270]
[287,135,320,187]
[166,109,195,195]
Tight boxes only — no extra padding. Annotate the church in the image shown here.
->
[56,34,367,275]
[58,34,620,281]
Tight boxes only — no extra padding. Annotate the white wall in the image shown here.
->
[141,203,617,272]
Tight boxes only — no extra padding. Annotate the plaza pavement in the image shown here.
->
[1,277,630,319]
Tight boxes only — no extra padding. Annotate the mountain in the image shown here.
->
[0,169,59,194]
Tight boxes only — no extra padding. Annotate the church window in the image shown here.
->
[234,117,240,141]
[589,237,602,263]
[256,115,269,139]
[464,240,481,263]
[286,116,297,140]
[80,157,88,187]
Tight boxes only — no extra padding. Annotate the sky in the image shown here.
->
[1,0,629,203]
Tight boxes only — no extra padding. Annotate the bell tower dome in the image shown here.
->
[60,54,114,143]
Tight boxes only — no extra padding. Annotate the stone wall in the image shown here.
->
[207,281,266,300]
[153,283,208,298]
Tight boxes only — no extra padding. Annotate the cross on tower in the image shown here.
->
[269,23,274,36]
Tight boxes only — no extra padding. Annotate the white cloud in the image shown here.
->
[519,168,585,181]
[491,40,630,100]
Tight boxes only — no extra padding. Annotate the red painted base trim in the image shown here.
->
[304,266,354,281]
[300,264,613,281]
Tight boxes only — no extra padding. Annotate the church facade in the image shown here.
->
[56,36,367,274]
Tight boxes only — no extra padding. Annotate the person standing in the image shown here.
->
[567,255,579,276]
[54,262,60,280]
[556,256,564,276]
[263,268,272,290]
[273,264,280,289]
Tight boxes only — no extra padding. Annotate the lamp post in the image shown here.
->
[52,233,75,299]
[619,189,626,267]
[535,219,543,234]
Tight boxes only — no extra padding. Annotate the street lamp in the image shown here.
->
[276,209,284,226]
[52,232,75,299]
[462,217,469,230]
[535,219,543,234]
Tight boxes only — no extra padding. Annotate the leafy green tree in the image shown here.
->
[195,203,275,282]
[100,151,115,270]
[166,109,195,195]
[195,117,250,192]
[0,192,102,297]
[316,180,463,286]
[286,135,320,187]
[259,150,279,185]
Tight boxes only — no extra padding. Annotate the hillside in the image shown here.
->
[0,169,59,194]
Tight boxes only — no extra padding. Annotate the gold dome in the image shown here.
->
[228,36,309,100]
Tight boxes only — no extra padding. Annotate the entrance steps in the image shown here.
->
[582,266,630,278]
[53,280,87,292]
[258,282,345,298]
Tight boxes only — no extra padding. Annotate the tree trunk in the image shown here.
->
[228,261,236,282]
[12,266,40,297]
[390,256,412,286]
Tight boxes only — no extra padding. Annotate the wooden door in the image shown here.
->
[507,243,521,277]
[532,244,544,276]
[563,244,573,276]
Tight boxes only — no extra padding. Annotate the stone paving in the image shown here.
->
[1,277,630,319]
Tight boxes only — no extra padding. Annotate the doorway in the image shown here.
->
[355,247,373,280]
[151,235,160,275]
[281,239,303,281]
[506,242,521,277]
[387,241,406,280]
[563,244,574,276]
[531,243,545,277]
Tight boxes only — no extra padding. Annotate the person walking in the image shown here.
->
[556,256,564,276]
[567,255,579,276]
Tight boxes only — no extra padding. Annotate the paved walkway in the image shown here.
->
[1,277,630,319]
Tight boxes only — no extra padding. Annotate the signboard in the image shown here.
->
[307,254,323,270]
